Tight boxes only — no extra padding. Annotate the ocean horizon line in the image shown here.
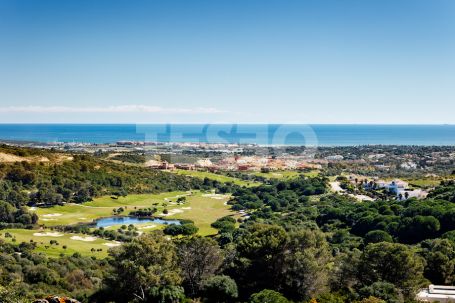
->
[0,123,453,126]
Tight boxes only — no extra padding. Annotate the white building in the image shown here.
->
[376,180,408,194]
[196,158,213,168]
[417,285,455,302]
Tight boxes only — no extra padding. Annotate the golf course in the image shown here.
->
[1,190,237,257]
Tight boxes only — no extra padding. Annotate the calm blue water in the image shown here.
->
[95,216,181,228]
[0,124,454,146]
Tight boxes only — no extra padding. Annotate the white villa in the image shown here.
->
[368,179,428,200]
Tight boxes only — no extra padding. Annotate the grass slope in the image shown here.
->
[0,229,117,258]
[251,170,319,179]
[173,169,261,187]
[167,192,236,236]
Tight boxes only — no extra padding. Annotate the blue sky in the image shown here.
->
[0,0,454,123]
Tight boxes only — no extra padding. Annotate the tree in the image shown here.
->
[202,275,238,303]
[164,223,198,236]
[0,201,15,222]
[232,224,287,295]
[211,216,236,234]
[398,216,440,243]
[358,282,402,303]
[364,230,393,245]
[420,239,455,284]
[279,229,332,301]
[177,237,224,297]
[330,250,362,291]
[149,286,185,303]
[106,232,182,302]
[249,289,290,303]
[358,242,426,298]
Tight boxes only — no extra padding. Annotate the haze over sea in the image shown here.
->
[0,124,454,146]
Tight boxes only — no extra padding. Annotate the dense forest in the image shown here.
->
[4,179,455,302]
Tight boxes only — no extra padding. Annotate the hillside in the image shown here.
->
[0,146,206,227]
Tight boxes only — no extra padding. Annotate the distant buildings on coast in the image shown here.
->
[145,155,323,173]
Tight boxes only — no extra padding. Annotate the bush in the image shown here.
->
[202,275,238,303]
[364,230,393,244]
[163,223,199,236]
[358,282,401,303]
[249,289,290,303]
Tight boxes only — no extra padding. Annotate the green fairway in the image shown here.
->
[0,229,119,258]
[166,192,236,236]
[250,170,320,180]
[303,170,321,178]
[33,191,189,226]
[406,178,441,188]
[32,191,235,236]
[19,190,237,258]
[173,169,261,187]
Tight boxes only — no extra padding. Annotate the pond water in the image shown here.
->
[95,216,181,228]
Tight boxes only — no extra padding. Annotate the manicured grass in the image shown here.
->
[303,170,321,178]
[15,191,237,258]
[32,191,235,236]
[173,169,260,187]
[167,192,235,236]
[406,178,441,188]
[33,191,189,226]
[251,170,320,179]
[251,170,302,179]
[0,229,118,258]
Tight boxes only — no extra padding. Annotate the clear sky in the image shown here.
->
[0,0,454,124]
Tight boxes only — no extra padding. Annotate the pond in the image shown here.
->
[95,216,181,228]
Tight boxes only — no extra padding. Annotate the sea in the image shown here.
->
[0,124,454,146]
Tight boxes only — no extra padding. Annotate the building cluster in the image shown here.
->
[146,155,323,173]
[347,175,428,200]
[216,156,323,172]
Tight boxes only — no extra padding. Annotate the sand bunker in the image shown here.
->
[181,207,192,210]
[103,242,121,247]
[70,236,97,242]
[161,209,184,216]
[33,232,64,237]
[202,194,228,200]
[78,217,87,220]
[42,213,63,217]
[42,218,56,221]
